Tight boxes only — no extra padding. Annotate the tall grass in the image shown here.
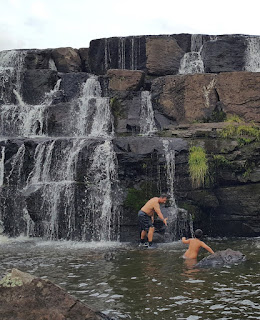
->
[189,146,208,188]
[219,115,260,141]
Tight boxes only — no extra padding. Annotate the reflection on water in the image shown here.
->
[0,237,259,319]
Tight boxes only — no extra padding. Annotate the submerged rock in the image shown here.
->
[0,269,113,320]
[195,248,246,268]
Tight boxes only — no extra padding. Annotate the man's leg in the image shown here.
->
[141,230,147,241]
[148,226,155,244]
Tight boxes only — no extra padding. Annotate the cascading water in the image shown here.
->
[104,36,140,71]
[0,146,5,186]
[0,47,188,243]
[0,79,61,137]
[0,50,27,104]
[179,34,204,74]
[162,140,193,240]
[244,37,260,72]
[74,76,114,138]
[0,50,119,241]
[140,91,157,136]
[85,140,119,241]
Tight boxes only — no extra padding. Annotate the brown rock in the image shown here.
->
[216,71,260,122]
[0,269,111,320]
[152,72,260,124]
[51,47,82,73]
[146,37,184,75]
[107,69,145,91]
[78,48,90,72]
[152,73,218,123]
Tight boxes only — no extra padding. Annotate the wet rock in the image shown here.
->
[201,35,247,73]
[78,48,90,72]
[195,249,246,268]
[51,47,82,73]
[107,69,145,91]
[0,269,112,320]
[146,37,184,75]
[22,69,59,104]
[151,73,218,123]
[216,71,260,122]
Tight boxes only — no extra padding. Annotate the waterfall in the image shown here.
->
[75,76,114,138]
[0,146,5,187]
[244,37,260,72]
[104,37,139,71]
[0,79,61,137]
[0,50,27,104]
[140,91,157,136]
[179,34,204,74]
[119,38,126,69]
[162,140,193,240]
[163,140,177,208]
[85,140,119,241]
[6,143,26,187]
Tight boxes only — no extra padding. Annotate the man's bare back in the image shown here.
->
[141,197,161,216]
[182,230,214,259]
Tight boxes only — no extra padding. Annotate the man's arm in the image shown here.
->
[201,241,214,254]
[153,203,167,225]
[182,237,190,244]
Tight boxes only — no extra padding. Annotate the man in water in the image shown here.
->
[138,195,168,248]
[182,229,214,259]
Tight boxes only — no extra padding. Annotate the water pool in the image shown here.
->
[0,237,259,319]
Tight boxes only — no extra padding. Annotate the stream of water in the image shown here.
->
[0,237,259,319]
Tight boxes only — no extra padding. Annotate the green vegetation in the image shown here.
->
[219,115,260,142]
[204,110,227,123]
[188,146,208,188]
[110,97,124,120]
[0,273,23,287]
[212,154,232,168]
[124,183,157,212]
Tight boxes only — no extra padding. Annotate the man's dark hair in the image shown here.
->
[194,229,203,239]
[159,193,170,199]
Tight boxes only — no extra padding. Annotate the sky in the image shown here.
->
[1,0,260,51]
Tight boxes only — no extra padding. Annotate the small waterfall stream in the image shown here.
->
[139,91,157,136]
[179,34,204,74]
[162,140,193,240]
[244,37,260,72]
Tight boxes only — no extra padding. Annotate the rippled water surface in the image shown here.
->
[0,237,259,319]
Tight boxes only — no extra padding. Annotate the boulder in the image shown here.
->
[216,71,260,122]
[195,249,246,268]
[22,69,59,105]
[152,72,260,124]
[0,269,112,320]
[51,47,82,73]
[24,49,52,69]
[107,69,145,91]
[151,73,218,123]
[146,37,184,75]
[201,35,247,73]
[78,47,90,72]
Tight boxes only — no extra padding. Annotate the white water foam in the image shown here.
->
[140,91,157,136]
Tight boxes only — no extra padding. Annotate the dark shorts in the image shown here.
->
[138,210,154,232]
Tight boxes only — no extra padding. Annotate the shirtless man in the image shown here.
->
[138,195,168,248]
[182,229,214,259]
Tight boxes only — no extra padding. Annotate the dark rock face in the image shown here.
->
[201,36,247,73]
[195,249,246,268]
[22,69,59,105]
[0,269,112,320]
[88,36,147,75]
